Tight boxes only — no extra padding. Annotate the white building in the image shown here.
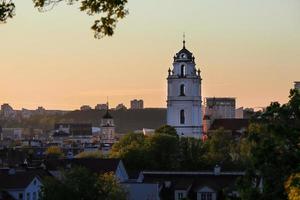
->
[100,107,116,144]
[167,40,202,138]
[130,99,144,109]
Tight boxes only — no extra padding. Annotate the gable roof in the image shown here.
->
[142,171,244,193]
[0,170,40,189]
[209,119,249,131]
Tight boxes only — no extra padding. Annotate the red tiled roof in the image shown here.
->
[209,119,249,131]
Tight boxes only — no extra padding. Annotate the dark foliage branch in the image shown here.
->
[0,0,15,23]
[0,0,128,38]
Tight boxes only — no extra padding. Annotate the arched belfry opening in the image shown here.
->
[181,65,186,77]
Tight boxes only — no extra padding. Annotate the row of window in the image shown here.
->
[177,192,213,200]
[18,191,38,200]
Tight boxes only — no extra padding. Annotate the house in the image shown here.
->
[0,169,43,200]
[43,158,160,200]
[44,158,129,182]
[142,166,248,200]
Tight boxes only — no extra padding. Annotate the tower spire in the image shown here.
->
[183,32,186,48]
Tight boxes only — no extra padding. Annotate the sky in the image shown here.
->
[0,0,300,110]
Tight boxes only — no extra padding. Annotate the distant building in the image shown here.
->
[235,107,244,119]
[80,105,92,111]
[116,103,127,110]
[95,104,108,110]
[21,108,33,119]
[204,97,236,120]
[36,106,46,115]
[295,81,300,91]
[0,128,23,141]
[100,108,115,145]
[130,99,144,110]
[54,123,92,136]
[0,103,15,118]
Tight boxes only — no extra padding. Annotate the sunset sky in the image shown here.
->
[1,0,300,110]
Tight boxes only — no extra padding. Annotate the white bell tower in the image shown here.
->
[167,38,202,138]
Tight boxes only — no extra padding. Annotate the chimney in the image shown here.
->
[214,165,221,175]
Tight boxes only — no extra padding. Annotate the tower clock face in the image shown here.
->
[180,53,187,58]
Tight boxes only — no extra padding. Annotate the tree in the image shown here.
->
[75,151,103,158]
[239,89,300,200]
[146,133,180,170]
[285,173,300,200]
[110,132,150,170]
[178,137,205,170]
[155,125,178,137]
[45,146,63,158]
[41,167,127,200]
[0,0,128,38]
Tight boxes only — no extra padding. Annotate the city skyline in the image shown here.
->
[1,0,300,110]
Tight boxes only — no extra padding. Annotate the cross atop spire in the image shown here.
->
[183,32,186,48]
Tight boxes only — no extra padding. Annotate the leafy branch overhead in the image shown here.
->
[0,0,128,38]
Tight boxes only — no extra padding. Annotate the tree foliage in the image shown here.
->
[110,125,240,171]
[238,89,300,200]
[0,0,128,38]
[45,146,63,158]
[75,150,103,158]
[41,167,127,200]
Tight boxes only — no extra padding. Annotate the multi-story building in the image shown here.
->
[130,99,144,109]
[204,97,236,120]
[167,39,202,138]
[0,103,15,118]
[95,104,108,110]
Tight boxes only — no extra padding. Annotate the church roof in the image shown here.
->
[174,40,194,62]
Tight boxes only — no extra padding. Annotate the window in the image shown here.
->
[200,192,213,200]
[180,84,185,96]
[180,65,186,77]
[178,192,184,199]
[180,110,185,124]
[33,192,37,200]
[26,193,30,200]
[18,193,23,200]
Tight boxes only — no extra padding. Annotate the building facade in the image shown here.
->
[100,108,116,144]
[130,99,144,109]
[204,97,236,119]
[167,40,202,137]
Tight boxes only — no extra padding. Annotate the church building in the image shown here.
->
[167,39,203,137]
[100,103,116,144]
